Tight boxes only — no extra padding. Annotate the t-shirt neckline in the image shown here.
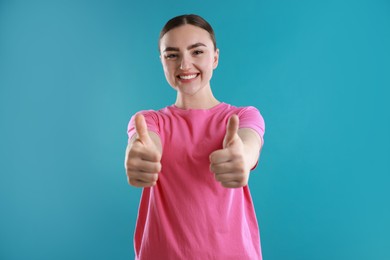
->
[170,102,226,112]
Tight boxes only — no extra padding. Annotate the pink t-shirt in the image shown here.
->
[127,102,265,259]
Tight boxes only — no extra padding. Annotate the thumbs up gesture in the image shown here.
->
[209,115,250,188]
[125,114,162,187]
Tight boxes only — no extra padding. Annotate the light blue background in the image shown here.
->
[1,0,389,259]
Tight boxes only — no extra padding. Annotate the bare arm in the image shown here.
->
[238,128,262,170]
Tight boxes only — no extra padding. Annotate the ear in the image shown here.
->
[213,48,219,70]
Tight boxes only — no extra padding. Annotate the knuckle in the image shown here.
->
[237,174,245,183]
[126,159,138,171]
[126,168,134,176]
[129,143,140,154]
[238,167,246,175]
[150,174,158,182]
[129,145,146,158]
[128,177,138,187]
[235,161,246,174]
[154,163,162,173]
[150,151,161,162]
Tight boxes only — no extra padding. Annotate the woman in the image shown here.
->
[125,14,265,259]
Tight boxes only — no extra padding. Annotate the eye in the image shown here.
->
[193,50,203,56]
[165,53,178,59]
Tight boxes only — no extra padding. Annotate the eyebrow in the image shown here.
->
[163,42,207,52]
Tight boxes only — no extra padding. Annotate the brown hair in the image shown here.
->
[158,14,217,53]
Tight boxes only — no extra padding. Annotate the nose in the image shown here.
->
[180,54,191,70]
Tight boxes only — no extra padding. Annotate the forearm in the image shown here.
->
[238,128,262,169]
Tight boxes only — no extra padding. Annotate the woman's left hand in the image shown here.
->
[209,115,252,188]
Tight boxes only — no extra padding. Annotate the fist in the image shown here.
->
[125,113,162,187]
[209,115,250,188]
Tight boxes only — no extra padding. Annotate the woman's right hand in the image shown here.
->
[124,114,162,187]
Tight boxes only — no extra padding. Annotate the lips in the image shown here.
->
[177,73,200,81]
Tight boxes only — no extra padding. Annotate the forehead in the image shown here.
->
[160,24,213,49]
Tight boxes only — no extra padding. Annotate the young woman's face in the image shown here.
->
[159,24,219,97]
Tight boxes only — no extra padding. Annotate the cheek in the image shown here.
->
[164,62,177,74]
[199,59,214,74]
[162,63,173,78]
[200,55,215,69]
[162,63,179,86]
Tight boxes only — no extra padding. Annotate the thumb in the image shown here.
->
[135,113,151,144]
[224,114,239,148]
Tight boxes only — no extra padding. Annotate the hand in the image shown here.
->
[125,114,162,187]
[209,115,250,188]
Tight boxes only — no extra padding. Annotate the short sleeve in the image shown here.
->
[127,110,161,143]
[237,106,265,147]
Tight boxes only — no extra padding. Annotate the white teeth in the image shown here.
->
[179,74,198,80]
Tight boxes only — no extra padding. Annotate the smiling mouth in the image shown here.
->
[177,73,199,80]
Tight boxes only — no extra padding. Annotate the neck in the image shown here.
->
[175,87,220,110]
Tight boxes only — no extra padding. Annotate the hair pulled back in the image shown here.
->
[158,14,217,52]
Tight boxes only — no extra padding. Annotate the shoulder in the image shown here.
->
[127,106,168,129]
[222,103,265,137]
[130,106,171,121]
[222,103,263,119]
[127,107,169,141]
